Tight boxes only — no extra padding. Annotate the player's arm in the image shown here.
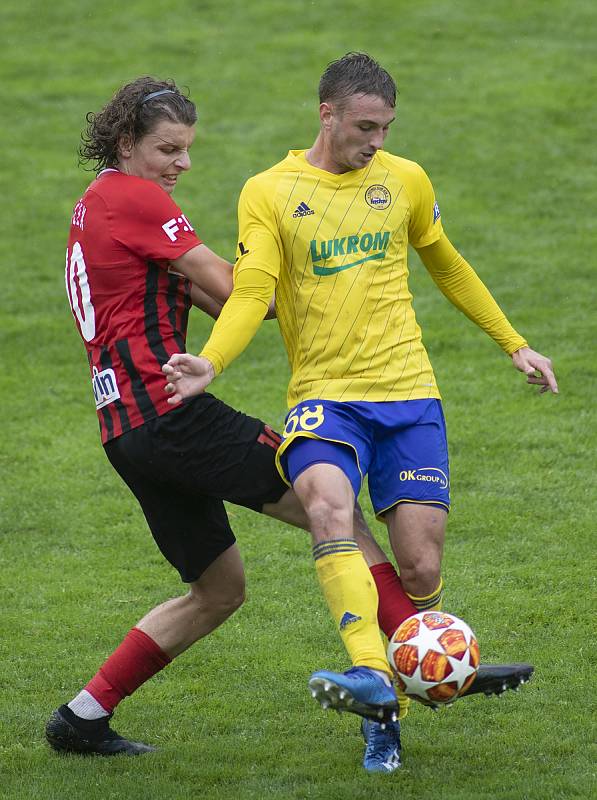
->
[172,245,276,322]
[115,183,234,309]
[416,233,558,393]
[171,244,233,305]
[163,267,276,403]
[200,266,276,372]
[189,283,226,319]
[163,178,281,402]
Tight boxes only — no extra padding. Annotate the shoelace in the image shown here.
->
[365,722,401,764]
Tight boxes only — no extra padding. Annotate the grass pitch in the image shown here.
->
[1,1,596,798]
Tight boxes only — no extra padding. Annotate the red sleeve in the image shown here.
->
[109,175,202,262]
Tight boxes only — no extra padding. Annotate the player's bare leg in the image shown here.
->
[385,503,446,599]
[265,490,379,553]
[46,545,246,755]
[292,463,356,542]
[136,544,246,656]
[262,488,310,530]
[352,506,394,566]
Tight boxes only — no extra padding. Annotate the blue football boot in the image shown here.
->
[308,666,399,723]
[361,717,402,772]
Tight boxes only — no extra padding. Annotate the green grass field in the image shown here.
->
[1,1,596,798]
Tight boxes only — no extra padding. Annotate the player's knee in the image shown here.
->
[305,495,353,536]
[213,584,246,620]
[188,581,246,622]
[400,558,441,597]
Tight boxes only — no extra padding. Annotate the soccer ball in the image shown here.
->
[387,611,480,705]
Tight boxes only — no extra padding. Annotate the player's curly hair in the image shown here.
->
[79,77,197,173]
[319,52,397,110]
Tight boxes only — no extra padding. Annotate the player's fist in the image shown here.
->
[163,354,215,404]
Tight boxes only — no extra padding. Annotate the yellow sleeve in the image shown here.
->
[234,176,284,279]
[416,233,528,355]
[199,268,276,374]
[199,177,282,374]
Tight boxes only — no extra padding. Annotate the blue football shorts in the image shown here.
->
[276,399,450,517]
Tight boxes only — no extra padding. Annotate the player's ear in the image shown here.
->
[118,134,134,159]
[319,102,334,129]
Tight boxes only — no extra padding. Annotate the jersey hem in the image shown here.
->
[288,387,442,407]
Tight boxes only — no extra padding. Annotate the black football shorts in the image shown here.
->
[103,393,288,582]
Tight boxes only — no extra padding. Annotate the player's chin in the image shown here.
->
[355,153,374,168]
[160,177,178,194]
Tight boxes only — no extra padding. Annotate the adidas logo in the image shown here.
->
[339,611,362,630]
[292,201,315,218]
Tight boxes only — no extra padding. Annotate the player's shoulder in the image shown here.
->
[377,151,435,210]
[87,170,177,212]
[377,150,429,181]
[242,152,300,193]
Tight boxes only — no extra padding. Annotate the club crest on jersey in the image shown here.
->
[365,184,391,210]
[433,201,441,223]
[92,366,120,410]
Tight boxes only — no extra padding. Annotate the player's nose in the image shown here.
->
[369,131,385,151]
[175,151,191,171]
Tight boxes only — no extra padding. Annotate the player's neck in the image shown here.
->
[305,134,349,175]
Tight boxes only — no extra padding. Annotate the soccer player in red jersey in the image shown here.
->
[47,77,315,755]
[51,76,414,758]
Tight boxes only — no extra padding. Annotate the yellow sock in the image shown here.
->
[378,629,410,719]
[406,578,444,612]
[396,691,410,720]
[313,539,390,675]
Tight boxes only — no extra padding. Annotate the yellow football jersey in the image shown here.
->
[235,149,443,407]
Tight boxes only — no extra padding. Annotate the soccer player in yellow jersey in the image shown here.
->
[163,53,557,772]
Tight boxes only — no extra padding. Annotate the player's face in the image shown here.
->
[324,94,395,172]
[118,120,195,194]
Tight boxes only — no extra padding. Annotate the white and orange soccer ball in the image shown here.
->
[387,611,480,705]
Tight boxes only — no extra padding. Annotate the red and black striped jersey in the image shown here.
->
[65,169,201,443]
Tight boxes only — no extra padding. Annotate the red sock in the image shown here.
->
[370,562,418,639]
[85,627,172,713]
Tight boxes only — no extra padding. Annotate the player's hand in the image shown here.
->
[511,346,558,394]
[162,354,215,404]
